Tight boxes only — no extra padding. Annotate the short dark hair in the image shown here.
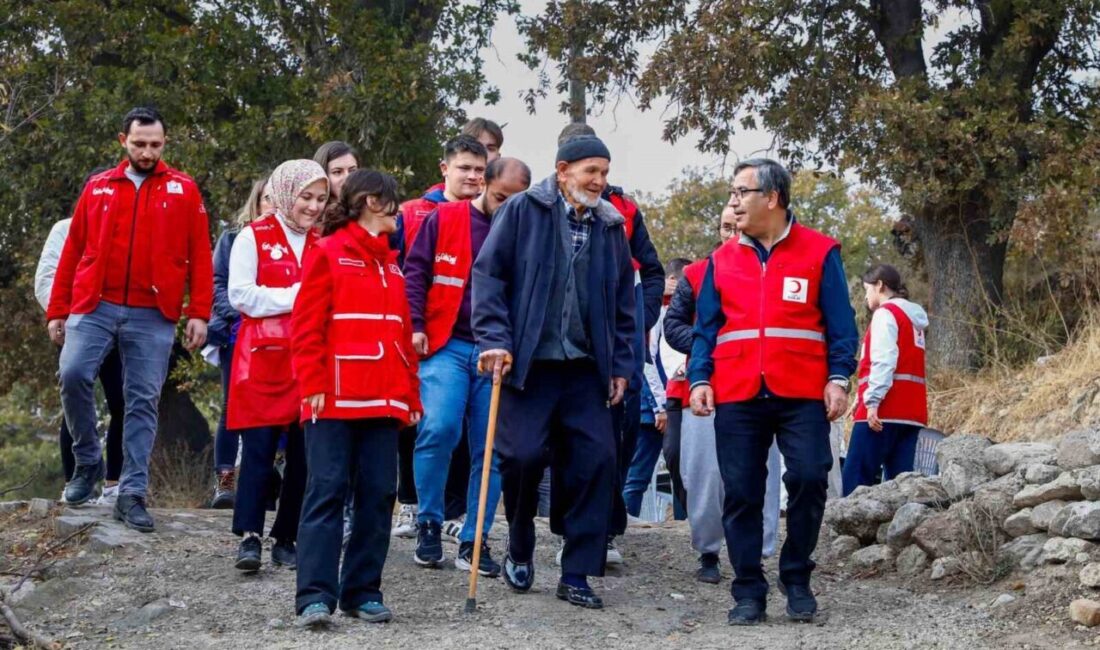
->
[322,169,401,236]
[122,107,165,136]
[485,157,531,187]
[666,257,692,279]
[443,134,488,163]
[557,122,596,146]
[461,118,503,148]
[313,141,359,171]
[733,158,791,209]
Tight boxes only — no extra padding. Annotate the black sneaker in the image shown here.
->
[455,540,501,578]
[728,599,767,626]
[784,582,818,622]
[414,521,443,567]
[210,470,235,510]
[695,552,721,584]
[63,460,104,506]
[272,539,297,569]
[235,536,262,572]
[113,493,154,533]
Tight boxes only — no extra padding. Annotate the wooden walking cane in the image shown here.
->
[465,364,505,614]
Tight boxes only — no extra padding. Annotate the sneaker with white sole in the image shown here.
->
[441,517,464,545]
[391,504,418,538]
[605,538,623,566]
[95,484,119,507]
[554,537,565,566]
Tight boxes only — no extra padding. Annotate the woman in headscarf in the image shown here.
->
[226,160,328,572]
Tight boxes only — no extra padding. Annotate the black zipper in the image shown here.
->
[122,176,147,305]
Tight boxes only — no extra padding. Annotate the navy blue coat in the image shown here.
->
[472,175,637,390]
[206,228,240,349]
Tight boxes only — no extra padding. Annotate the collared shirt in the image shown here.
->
[561,193,593,255]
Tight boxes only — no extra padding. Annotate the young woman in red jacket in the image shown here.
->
[291,170,422,628]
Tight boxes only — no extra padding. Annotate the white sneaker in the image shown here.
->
[95,484,119,507]
[554,537,564,566]
[391,504,418,538]
[441,518,464,545]
[605,539,624,566]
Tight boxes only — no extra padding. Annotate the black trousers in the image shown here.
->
[59,346,125,482]
[663,399,688,520]
[497,360,616,577]
[297,418,397,614]
[232,422,306,541]
[609,386,640,537]
[715,398,832,602]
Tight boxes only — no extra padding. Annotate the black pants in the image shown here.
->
[664,399,688,521]
[715,398,832,602]
[297,418,397,614]
[59,346,125,482]
[609,386,640,537]
[232,422,306,541]
[497,360,616,577]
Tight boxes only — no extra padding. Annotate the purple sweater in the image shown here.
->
[404,203,491,343]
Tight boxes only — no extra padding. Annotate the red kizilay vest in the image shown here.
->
[400,196,439,251]
[421,201,474,355]
[227,215,317,429]
[608,192,640,271]
[710,223,838,403]
[853,302,928,425]
[664,260,706,403]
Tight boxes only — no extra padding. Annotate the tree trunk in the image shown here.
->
[568,41,586,123]
[913,198,1007,370]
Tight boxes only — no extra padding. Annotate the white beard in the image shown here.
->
[569,185,601,209]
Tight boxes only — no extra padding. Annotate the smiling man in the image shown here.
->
[472,136,636,610]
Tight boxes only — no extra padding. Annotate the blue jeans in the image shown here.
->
[622,423,662,516]
[413,338,500,543]
[59,302,175,497]
[842,422,920,496]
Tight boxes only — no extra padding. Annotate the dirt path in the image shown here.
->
[2,505,1092,649]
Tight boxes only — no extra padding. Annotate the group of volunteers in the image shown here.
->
[38,104,930,629]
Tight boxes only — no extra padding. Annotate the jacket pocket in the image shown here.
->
[245,337,292,391]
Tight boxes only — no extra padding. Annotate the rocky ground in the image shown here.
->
[1,498,1098,649]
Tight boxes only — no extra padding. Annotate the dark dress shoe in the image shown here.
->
[695,553,721,584]
[64,461,104,506]
[235,536,262,572]
[728,599,767,625]
[784,582,818,622]
[555,581,604,609]
[502,554,534,592]
[271,539,297,569]
[113,494,155,533]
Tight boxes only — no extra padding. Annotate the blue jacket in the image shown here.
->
[604,185,665,331]
[472,175,637,390]
[206,228,240,349]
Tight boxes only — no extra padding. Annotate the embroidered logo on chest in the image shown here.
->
[435,253,458,265]
[92,186,115,196]
[166,181,184,195]
[914,327,926,350]
[388,263,403,277]
[337,257,365,268]
[262,242,289,261]
[782,277,809,303]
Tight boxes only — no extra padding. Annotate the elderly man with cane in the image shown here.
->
[472,135,636,610]
[689,158,858,625]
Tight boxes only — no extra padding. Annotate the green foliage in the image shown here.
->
[0,383,65,499]
[637,169,728,261]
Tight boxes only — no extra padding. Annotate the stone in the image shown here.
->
[991,594,1016,607]
[999,533,1049,569]
[974,473,1025,519]
[886,503,932,548]
[824,498,894,543]
[1040,536,1095,564]
[1060,430,1100,470]
[941,458,995,501]
[1031,500,1068,531]
[1050,501,1100,540]
[1013,473,1083,508]
[110,599,175,631]
[897,475,951,507]
[88,526,150,553]
[850,479,909,512]
[1070,599,1100,627]
[1075,466,1100,500]
[1003,509,1039,538]
[1,580,36,605]
[55,515,99,538]
[930,556,962,580]
[1024,464,1062,485]
[1079,562,1100,588]
[876,522,890,545]
[0,501,27,513]
[982,443,1057,476]
[936,433,993,469]
[28,498,52,517]
[831,535,862,559]
[912,510,965,559]
[896,545,931,577]
[850,544,896,571]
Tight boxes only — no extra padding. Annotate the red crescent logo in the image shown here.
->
[787,279,804,294]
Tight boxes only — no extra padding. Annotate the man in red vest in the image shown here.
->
[402,157,531,575]
[47,107,213,532]
[688,159,858,625]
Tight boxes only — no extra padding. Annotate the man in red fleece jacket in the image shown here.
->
[47,106,213,533]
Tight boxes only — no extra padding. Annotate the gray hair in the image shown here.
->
[733,158,790,209]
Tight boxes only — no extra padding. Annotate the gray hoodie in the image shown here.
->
[862,297,929,412]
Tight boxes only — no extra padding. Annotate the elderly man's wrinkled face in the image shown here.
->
[556,157,609,209]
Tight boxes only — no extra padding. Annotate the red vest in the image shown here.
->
[400,196,440,251]
[608,193,640,271]
[664,260,706,402]
[227,215,316,430]
[853,302,928,425]
[422,201,474,355]
[711,223,838,403]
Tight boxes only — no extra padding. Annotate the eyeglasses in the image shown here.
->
[730,187,766,200]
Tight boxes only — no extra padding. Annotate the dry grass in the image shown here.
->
[931,313,1100,441]
[148,440,212,509]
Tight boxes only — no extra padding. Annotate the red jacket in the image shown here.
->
[664,260,706,402]
[607,192,640,271]
[711,224,838,402]
[853,302,928,425]
[47,159,213,323]
[421,201,474,354]
[291,222,422,426]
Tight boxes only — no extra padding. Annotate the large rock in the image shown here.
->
[848,479,909,512]
[1024,464,1062,485]
[1080,562,1100,588]
[896,545,931,577]
[912,510,965,559]
[886,503,932,548]
[1075,466,1100,500]
[824,498,894,543]
[897,475,950,507]
[850,544,896,571]
[973,473,1026,519]
[936,433,993,468]
[930,556,962,580]
[1013,472,1083,508]
[1003,509,1039,538]
[1040,536,1095,564]
[1031,499,1068,531]
[1049,501,1100,540]
[1000,533,1048,569]
[1071,599,1100,627]
[831,535,862,559]
[1058,429,1100,470]
[982,443,1057,476]
[941,459,995,501]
